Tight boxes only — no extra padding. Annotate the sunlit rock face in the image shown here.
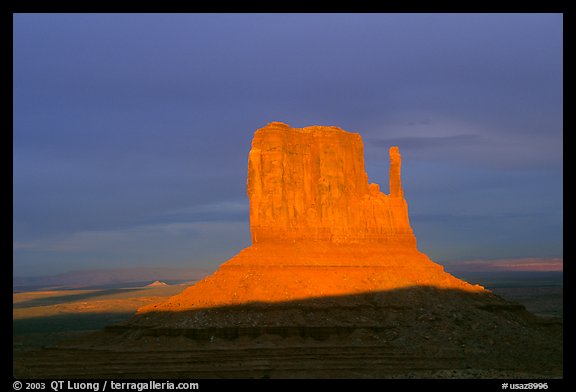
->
[247,122,413,246]
[138,122,484,313]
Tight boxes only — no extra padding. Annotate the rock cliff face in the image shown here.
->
[247,122,414,246]
[137,122,484,314]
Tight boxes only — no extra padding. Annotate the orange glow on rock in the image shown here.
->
[138,122,484,314]
[247,122,413,245]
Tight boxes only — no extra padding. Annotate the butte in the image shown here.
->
[136,121,484,320]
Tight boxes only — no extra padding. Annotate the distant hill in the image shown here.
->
[13,267,211,291]
[146,280,169,287]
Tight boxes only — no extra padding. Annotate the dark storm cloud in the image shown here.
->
[13,13,562,275]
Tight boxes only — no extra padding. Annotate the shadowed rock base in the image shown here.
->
[14,287,562,379]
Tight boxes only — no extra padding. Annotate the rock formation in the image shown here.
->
[247,122,413,245]
[146,280,168,287]
[136,122,483,315]
[15,122,562,379]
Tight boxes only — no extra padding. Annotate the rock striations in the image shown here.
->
[247,122,413,245]
[136,122,483,315]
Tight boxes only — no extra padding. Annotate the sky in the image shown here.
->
[13,13,563,277]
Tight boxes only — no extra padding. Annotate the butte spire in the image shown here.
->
[135,122,483,316]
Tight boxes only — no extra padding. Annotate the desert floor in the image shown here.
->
[13,275,562,379]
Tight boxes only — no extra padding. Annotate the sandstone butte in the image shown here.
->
[138,122,484,314]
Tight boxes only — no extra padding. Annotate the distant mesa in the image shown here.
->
[136,122,484,315]
[146,280,168,287]
[13,268,210,291]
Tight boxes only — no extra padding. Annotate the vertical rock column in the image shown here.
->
[389,146,403,198]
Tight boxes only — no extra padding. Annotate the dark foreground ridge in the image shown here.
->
[13,286,562,379]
